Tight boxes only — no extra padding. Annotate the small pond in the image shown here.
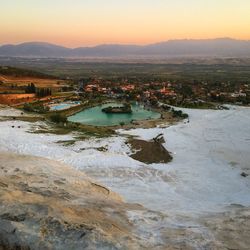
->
[68,102,160,126]
[50,102,81,111]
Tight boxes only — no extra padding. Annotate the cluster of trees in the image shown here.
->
[102,103,132,114]
[171,109,189,119]
[210,92,250,105]
[49,113,67,123]
[0,66,56,79]
[36,88,52,97]
[25,83,36,93]
[25,83,52,97]
[61,86,74,92]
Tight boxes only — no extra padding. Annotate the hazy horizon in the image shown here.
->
[1,37,250,48]
[1,0,250,48]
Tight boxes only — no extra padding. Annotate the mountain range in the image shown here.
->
[0,38,250,58]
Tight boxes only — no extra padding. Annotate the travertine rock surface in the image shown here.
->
[0,152,143,250]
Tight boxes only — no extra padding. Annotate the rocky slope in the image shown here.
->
[0,152,145,249]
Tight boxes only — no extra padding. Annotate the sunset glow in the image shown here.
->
[1,0,250,47]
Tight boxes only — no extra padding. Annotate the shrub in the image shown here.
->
[23,103,49,114]
[23,103,33,112]
[49,113,67,124]
[171,109,189,119]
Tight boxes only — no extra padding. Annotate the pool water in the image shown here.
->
[50,102,81,111]
[68,103,160,126]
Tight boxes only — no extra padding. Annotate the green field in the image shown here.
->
[1,57,250,84]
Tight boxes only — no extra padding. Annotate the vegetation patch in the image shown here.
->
[12,116,44,122]
[181,101,216,109]
[56,140,76,146]
[29,123,72,135]
[29,119,114,137]
[0,66,56,79]
[49,113,67,123]
[102,103,132,114]
[23,102,49,114]
[171,109,189,119]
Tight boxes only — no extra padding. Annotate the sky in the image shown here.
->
[0,0,250,47]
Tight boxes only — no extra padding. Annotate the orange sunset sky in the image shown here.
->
[0,0,250,47]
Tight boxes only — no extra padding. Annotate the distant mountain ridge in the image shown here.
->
[0,38,250,58]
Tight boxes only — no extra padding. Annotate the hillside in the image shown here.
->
[0,38,250,58]
[0,66,56,79]
[0,66,67,95]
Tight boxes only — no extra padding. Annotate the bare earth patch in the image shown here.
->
[129,138,172,164]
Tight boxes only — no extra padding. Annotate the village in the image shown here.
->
[0,65,250,113]
[78,77,250,108]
